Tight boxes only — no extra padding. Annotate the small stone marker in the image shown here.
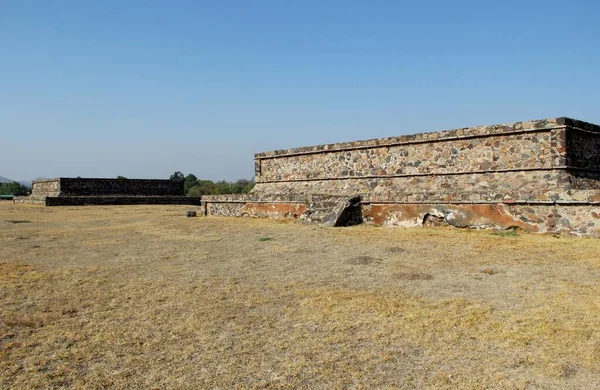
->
[186,211,197,217]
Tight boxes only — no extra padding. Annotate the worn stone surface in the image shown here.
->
[565,127,600,189]
[205,201,305,219]
[259,131,554,182]
[363,203,600,236]
[45,196,199,206]
[242,203,306,219]
[252,170,571,202]
[58,178,183,196]
[567,127,600,170]
[255,118,577,159]
[14,179,62,204]
[299,195,362,227]
[12,197,45,205]
[203,117,600,235]
[206,201,246,217]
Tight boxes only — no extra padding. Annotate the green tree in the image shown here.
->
[170,171,184,181]
[212,181,232,195]
[184,174,198,193]
[184,177,255,196]
[187,180,215,197]
[0,182,29,196]
[186,185,201,197]
[242,180,255,193]
[116,175,127,179]
[232,179,255,194]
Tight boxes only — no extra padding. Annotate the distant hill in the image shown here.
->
[0,176,34,187]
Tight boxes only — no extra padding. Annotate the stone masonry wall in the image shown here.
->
[253,170,570,202]
[251,118,600,201]
[252,119,573,201]
[204,117,600,236]
[258,131,553,182]
[567,129,600,170]
[46,196,198,206]
[363,203,600,236]
[19,178,189,206]
[31,179,62,198]
[566,126,600,189]
[58,178,183,196]
[14,179,62,204]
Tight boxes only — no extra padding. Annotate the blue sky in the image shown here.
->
[2,0,599,181]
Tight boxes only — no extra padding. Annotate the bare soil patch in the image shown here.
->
[1,203,600,389]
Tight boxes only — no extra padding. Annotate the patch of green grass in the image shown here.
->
[492,227,519,237]
[258,236,274,242]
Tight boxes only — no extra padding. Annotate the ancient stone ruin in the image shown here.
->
[15,178,199,206]
[202,117,600,236]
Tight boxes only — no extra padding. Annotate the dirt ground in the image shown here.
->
[1,203,599,389]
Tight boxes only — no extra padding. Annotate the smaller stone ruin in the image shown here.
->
[14,178,199,206]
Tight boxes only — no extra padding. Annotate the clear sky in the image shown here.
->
[2,0,599,181]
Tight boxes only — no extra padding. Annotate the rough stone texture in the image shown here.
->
[205,201,246,217]
[566,127,600,170]
[566,127,600,189]
[13,197,46,205]
[16,178,197,206]
[204,200,306,219]
[252,170,571,202]
[45,196,199,206]
[14,179,61,204]
[258,131,554,182]
[204,117,600,235]
[363,203,600,236]
[254,118,571,159]
[57,178,183,196]
[299,195,362,227]
[30,179,62,196]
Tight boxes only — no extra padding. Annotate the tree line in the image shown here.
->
[1,174,255,197]
[0,182,30,196]
[168,171,255,196]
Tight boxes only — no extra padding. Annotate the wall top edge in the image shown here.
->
[31,178,61,184]
[201,190,600,204]
[32,178,179,184]
[255,117,600,159]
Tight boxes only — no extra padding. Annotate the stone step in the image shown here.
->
[300,195,362,227]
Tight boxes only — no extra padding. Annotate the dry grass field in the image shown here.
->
[1,203,599,389]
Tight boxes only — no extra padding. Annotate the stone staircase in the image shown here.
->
[299,195,363,227]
